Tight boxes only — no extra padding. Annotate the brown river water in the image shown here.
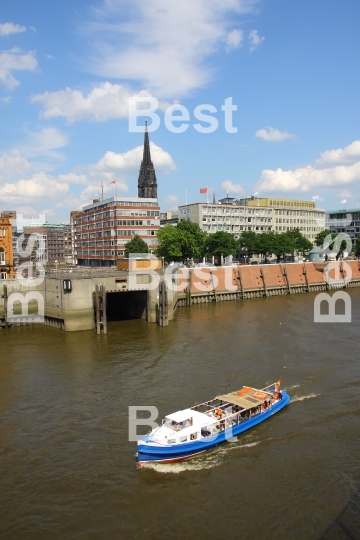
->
[1,290,360,539]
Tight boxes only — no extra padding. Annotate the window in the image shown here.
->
[0,228,5,237]
[0,248,5,264]
[179,436,187,442]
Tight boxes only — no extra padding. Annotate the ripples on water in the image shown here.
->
[0,291,360,539]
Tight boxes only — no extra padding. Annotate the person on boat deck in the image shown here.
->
[261,402,267,412]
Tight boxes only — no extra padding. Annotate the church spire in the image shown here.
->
[138,121,158,199]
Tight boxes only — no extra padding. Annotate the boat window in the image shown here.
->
[201,428,211,438]
[164,417,193,431]
[179,436,187,443]
[168,439,176,444]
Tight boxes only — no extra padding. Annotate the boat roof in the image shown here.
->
[216,387,271,410]
[165,409,209,423]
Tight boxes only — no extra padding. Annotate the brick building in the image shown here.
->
[0,211,15,279]
[74,197,160,267]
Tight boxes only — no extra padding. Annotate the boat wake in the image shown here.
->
[286,384,300,390]
[292,392,320,403]
[141,439,262,474]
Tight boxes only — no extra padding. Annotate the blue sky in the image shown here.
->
[1,0,360,222]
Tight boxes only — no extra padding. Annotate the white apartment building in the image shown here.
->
[179,202,273,238]
[178,197,325,242]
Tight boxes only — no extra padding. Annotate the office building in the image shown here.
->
[74,197,160,266]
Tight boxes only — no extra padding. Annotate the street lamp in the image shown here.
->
[55,259,58,273]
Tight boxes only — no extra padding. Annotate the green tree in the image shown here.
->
[255,231,278,261]
[314,229,332,247]
[204,231,238,258]
[239,231,258,258]
[124,235,149,258]
[315,230,348,258]
[156,226,183,262]
[272,232,295,261]
[176,220,207,259]
[156,221,206,262]
[285,228,313,253]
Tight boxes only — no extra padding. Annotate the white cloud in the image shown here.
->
[221,180,244,194]
[0,23,26,36]
[0,172,69,204]
[82,0,257,98]
[255,126,295,142]
[90,142,176,175]
[0,95,12,104]
[0,150,31,182]
[0,141,176,212]
[249,29,264,52]
[32,82,159,123]
[20,127,68,159]
[225,29,244,52]
[316,140,360,167]
[258,140,360,193]
[0,47,37,88]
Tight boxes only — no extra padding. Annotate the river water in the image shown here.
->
[1,290,360,539]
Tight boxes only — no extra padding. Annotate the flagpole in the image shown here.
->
[207,186,209,204]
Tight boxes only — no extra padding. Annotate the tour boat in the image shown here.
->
[137,381,290,467]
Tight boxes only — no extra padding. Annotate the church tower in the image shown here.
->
[138,121,158,199]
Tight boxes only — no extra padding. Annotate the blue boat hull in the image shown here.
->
[137,391,290,465]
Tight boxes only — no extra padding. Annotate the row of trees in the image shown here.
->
[154,221,313,262]
[124,225,360,261]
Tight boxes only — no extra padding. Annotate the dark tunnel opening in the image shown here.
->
[105,291,148,321]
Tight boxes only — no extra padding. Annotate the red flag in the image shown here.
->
[110,180,116,185]
[200,187,208,194]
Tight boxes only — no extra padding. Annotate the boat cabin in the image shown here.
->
[164,411,194,431]
[148,386,282,446]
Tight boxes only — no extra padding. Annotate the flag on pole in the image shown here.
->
[341,199,347,203]
[110,180,116,185]
[200,187,208,194]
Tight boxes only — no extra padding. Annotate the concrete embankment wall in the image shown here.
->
[0,270,178,331]
[175,262,360,305]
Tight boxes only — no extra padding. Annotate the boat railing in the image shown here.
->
[261,382,277,392]
[192,382,277,413]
